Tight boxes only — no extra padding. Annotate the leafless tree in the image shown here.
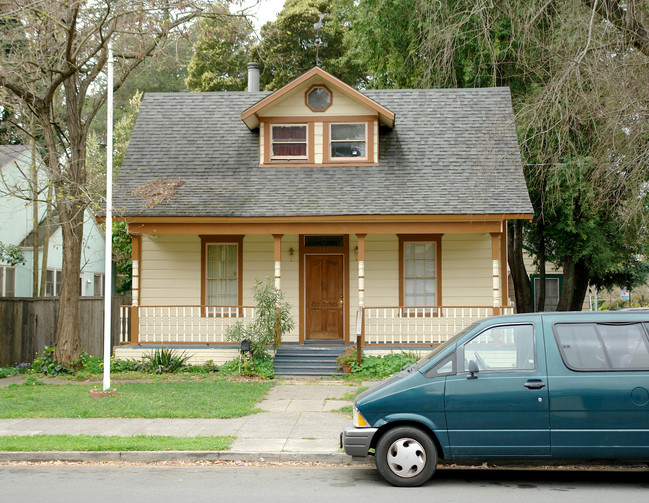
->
[0,0,218,364]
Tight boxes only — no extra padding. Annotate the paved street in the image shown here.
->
[2,464,648,503]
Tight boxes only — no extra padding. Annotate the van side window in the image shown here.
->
[461,324,536,372]
[423,353,455,378]
[554,323,649,371]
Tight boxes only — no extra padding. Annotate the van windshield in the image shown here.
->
[409,321,482,372]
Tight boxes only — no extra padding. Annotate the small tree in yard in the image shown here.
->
[226,278,294,359]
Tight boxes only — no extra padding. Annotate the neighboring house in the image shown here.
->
[513,250,591,312]
[0,145,105,297]
[113,66,533,363]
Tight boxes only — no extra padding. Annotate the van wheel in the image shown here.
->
[375,426,437,487]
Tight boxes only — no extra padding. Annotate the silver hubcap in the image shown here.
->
[386,437,426,478]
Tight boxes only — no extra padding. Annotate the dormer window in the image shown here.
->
[306,85,332,112]
[330,123,367,159]
[271,124,308,159]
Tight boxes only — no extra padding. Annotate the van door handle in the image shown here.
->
[524,380,546,389]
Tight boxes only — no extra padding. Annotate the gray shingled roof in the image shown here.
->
[0,145,30,170]
[115,88,533,218]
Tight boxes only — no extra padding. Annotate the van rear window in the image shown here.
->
[554,323,649,371]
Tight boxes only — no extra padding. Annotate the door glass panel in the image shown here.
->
[463,324,536,371]
[304,235,344,247]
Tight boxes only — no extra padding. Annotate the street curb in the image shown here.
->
[0,451,371,465]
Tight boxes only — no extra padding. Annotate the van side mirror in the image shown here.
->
[467,359,479,380]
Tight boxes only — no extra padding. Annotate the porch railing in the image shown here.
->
[119,305,256,344]
[362,306,515,345]
[120,304,513,346]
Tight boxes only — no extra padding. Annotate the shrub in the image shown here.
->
[226,278,294,358]
[219,353,275,380]
[143,347,191,374]
[337,346,363,366]
[32,346,72,376]
[72,351,104,374]
[0,367,18,378]
[349,352,418,379]
[110,357,148,373]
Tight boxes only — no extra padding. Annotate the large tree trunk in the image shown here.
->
[52,76,88,365]
[570,260,590,311]
[536,227,546,312]
[507,220,533,312]
[556,259,575,311]
[54,209,84,364]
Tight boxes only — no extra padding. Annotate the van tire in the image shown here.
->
[375,426,437,487]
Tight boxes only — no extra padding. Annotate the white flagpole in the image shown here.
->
[103,42,114,391]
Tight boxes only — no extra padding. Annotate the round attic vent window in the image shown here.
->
[306,86,332,112]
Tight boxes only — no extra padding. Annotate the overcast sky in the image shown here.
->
[233,0,286,32]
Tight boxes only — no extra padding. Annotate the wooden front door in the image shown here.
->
[305,255,344,340]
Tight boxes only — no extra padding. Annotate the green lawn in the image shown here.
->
[0,378,273,418]
[0,434,233,451]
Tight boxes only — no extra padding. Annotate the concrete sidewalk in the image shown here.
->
[0,380,367,464]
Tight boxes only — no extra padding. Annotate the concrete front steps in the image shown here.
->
[274,344,347,377]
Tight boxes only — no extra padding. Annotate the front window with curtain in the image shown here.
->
[271,124,307,158]
[404,242,436,307]
[206,243,238,305]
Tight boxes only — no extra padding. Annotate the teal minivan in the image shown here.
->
[341,311,649,486]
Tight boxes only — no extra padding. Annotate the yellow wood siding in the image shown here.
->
[442,234,493,306]
[137,233,496,344]
[115,346,238,365]
[140,234,201,305]
[262,83,376,117]
[314,122,323,164]
[363,234,400,307]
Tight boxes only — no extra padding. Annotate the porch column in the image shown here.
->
[130,234,141,344]
[356,234,366,359]
[273,234,283,290]
[491,232,501,315]
[500,227,508,306]
[356,234,366,307]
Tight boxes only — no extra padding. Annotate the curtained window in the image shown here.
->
[271,124,307,158]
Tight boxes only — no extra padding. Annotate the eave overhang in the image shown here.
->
[104,213,534,236]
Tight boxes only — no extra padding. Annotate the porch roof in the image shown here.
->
[115,87,533,219]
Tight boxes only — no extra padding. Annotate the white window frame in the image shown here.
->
[533,277,560,312]
[93,273,104,296]
[46,269,62,297]
[0,265,16,297]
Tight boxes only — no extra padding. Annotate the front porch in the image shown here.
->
[116,304,514,365]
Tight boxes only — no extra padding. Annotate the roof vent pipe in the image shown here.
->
[247,62,260,92]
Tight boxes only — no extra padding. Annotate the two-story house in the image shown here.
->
[0,145,105,298]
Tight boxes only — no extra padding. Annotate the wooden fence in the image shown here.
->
[0,296,131,366]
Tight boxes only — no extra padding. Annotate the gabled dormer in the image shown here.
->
[241,67,395,167]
